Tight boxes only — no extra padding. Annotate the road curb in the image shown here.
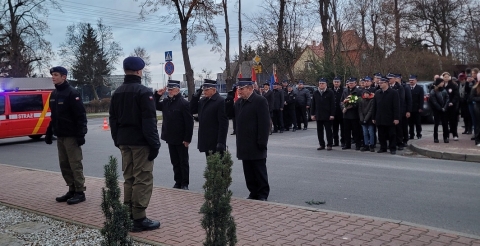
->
[409,142,480,163]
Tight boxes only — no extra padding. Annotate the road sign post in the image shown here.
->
[165,51,172,62]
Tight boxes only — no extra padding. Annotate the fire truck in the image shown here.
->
[0,78,54,140]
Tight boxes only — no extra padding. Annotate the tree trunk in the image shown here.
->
[231,0,242,80]
[394,0,401,49]
[319,0,331,69]
[223,0,233,90]
[180,22,195,100]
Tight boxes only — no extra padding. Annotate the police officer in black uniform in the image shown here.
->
[387,73,407,150]
[155,80,194,190]
[272,82,285,133]
[283,84,297,131]
[311,78,335,150]
[408,75,424,139]
[190,79,229,156]
[45,66,88,205]
[331,77,344,146]
[109,56,161,232]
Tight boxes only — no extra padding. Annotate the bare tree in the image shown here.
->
[0,0,56,77]
[139,0,221,99]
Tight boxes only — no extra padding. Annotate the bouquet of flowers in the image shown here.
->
[343,95,359,107]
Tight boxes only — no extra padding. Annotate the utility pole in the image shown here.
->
[160,62,165,87]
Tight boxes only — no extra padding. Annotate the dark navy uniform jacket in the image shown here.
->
[109,75,160,149]
[155,93,193,145]
[47,81,87,137]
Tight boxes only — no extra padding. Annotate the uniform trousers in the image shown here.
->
[343,118,361,148]
[272,109,284,131]
[284,107,297,130]
[408,111,422,138]
[377,125,397,151]
[242,159,270,200]
[402,115,409,144]
[395,117,404,147]
[433,111,449,140]
[316,120,333,147]
[168,143,189,187]
[120,145,153,220]
[295,105,308,129]
[332,116,344,145]
[57,137,85,192]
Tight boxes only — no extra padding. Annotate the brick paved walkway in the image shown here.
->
[0,164,479,246]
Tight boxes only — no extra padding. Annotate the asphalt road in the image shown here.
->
[1,118,479,237]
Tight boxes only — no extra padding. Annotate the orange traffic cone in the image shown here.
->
[102,117,109,130]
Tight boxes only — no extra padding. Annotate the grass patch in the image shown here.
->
[305,200,326,205]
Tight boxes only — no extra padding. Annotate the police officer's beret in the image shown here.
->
[238,78,254,87]
[298,80,304,84]
[287,84,293,87]
[333,76,341,81]
[50,66,68,76]
[263,82,270,86]
[123,57,145,71]
[395,74,402,78]
[203,79,217,88]
[347,77,357,83]
[167,80,181,88]
[318,78,327,83]
[381,77,389,82]
[374,72,382,78]
[364,76,372,81]
[409,74,417,80]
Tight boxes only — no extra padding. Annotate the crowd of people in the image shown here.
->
[224,69,480,155]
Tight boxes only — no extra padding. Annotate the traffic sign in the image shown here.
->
[165,51,172,62]
[164,61,174,75]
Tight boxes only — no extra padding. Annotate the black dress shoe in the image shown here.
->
[181,186,189,190]
[472,137,476,140]
[417,136,422,139]
[230,132,236,135]
[390,150,396,155]
[292,128,296,132]
[284,128,289,131]
[327,146,332,151]
[246,195,257,200]
[397,146,404,151]
[444,138,449,143]
[303,128,307,130]
[258,198,267,201]
[173,184,181,189]
[56,191,75,202]
[67,192,86,205]
[377,149,387,153]
[409,136,414,140]
[333,143,339,147]
[279,130,284,133]
[342,146,351,150]
[317,146,325,150]
[355,147,361,151]
[131,217,160,232]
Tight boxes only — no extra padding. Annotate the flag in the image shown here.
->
[251,66,257,82]
[273,64,278,82]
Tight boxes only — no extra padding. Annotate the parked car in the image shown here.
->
[416,81,434,123]
[180,88,188,98]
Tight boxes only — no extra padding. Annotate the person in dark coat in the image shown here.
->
[295,80,311,130]
[284,84,297,131]
[331,77,344,146]
[262,82,274,134]
[407,75,425,139]
[109,57,161,232]
[155,80,194,190]
[45,66,88,205]
[399,74,412,146]
[225,84,237,135]
[429,78,450,143]
[340,78,362,150]
[272,82,285,133]
[190,79,229,157]
[235,78,271,201]
[311,78,335,150]
[470,75,480,146]
[442,72,460,141]
[387,73,407,150]
[372,77,400,155]
[458,73,472,134]
[358,90,375,152]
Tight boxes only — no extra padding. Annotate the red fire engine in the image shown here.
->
[0,78,54,140]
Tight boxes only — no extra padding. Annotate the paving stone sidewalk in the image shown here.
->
[0,164,479,246]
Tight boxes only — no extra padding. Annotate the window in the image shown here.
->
[10,94,43,112]
[0,96,4,115]
[304,61,314,70]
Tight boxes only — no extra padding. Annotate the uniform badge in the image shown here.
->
[448,89,452,93]
[149,96,153,100]
[75,97,80,101]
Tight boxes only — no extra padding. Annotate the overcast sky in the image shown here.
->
[45,0,257,88]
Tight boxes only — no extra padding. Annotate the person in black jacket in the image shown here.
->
[295,80,311,130]
[262,82,274,134]
[387,73,407,150]
[235,78,271,201]
[399,74,412,146]
[340,78,362,150]
[284,84,297,131]
[190,79,229,157]
[458,74,472,134]
[155,80,194,190]
[331,77,344,146]
[429,78,450,143]
[109,57,161,232]
[311,78,335,150]
[372,77,400,155]
[225,84,237,135]
[272,82,285,133]
[45,66,88,205]
[442,72,460,140]
[407,75,424,139]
